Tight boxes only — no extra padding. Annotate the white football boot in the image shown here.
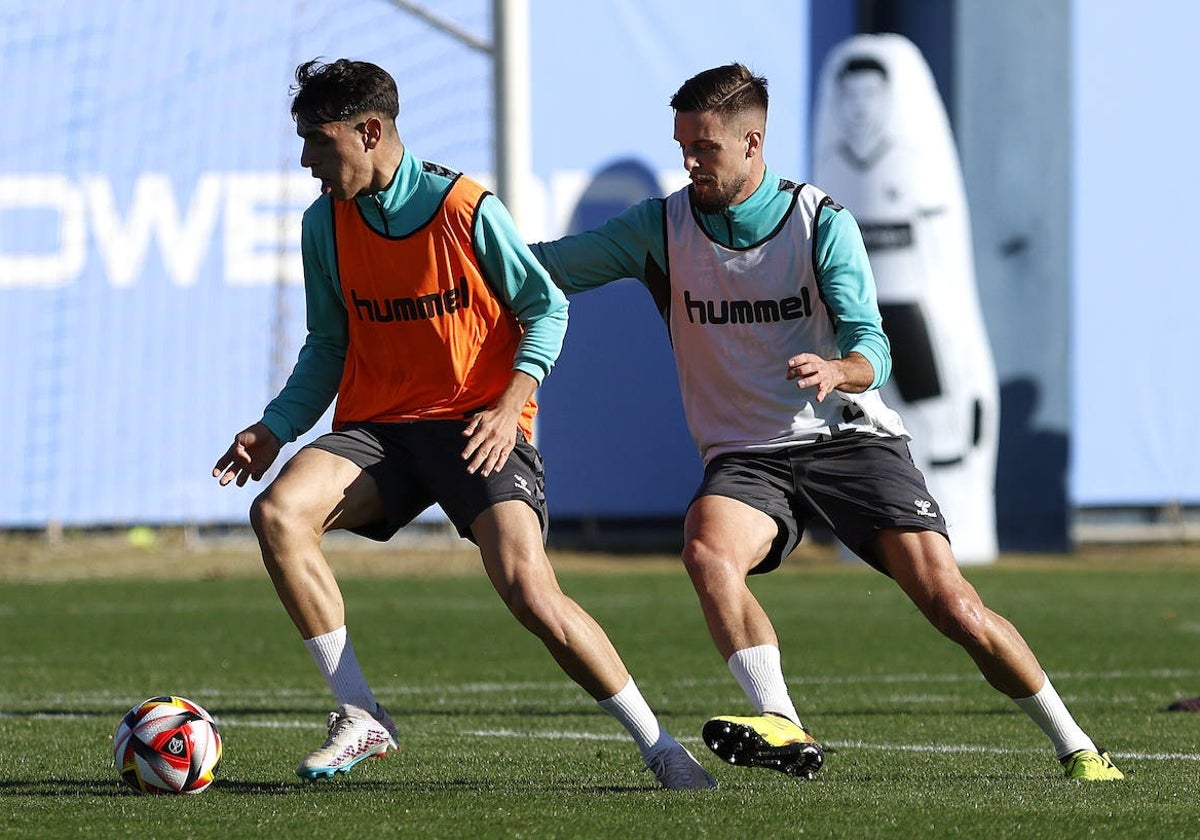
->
[295,703,398,780]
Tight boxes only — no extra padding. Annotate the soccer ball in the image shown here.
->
[113,695,222,794]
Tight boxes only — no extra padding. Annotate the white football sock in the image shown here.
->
[728,644,803,727]
[303,626,378,712]
[598,676,673,757]
[1013,672,1097,759]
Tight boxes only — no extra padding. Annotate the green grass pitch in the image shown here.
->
[1,542,1197,838]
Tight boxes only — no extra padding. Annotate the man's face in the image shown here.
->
[674,109,756,214]
[837,69,889,142]
[297,117,372,201]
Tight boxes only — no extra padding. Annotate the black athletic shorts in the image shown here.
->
[304,419,548,543]
[692,434,949,575]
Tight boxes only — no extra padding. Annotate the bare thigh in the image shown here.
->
[471,500,557,596]
[256,446,387,536]
[685,494,779,575]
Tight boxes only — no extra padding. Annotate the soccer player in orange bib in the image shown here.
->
[213,58,714,790]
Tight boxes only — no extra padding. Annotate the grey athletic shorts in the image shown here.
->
[692,434,949,575]
[304,419,548,543]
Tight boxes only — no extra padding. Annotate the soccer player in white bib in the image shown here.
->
[532,63,1122,782]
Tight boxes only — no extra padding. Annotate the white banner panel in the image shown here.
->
[1071,0,1200,505]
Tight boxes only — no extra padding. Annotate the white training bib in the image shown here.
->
[664,182,907,464]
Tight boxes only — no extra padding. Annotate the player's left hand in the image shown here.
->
[461,407,519,477]
[786,353,843,403]
[212,422,282,487]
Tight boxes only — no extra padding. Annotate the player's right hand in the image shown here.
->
[212,423,281,487]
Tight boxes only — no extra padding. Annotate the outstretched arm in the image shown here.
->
[530,198,667,295]
[213,203,344,488]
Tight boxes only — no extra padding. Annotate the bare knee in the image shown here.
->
[500,579,570,643]
[249,487,320,558]
[250,489,285,538]
[922,588,990,649]
[881,530,997,650]
[681,537,744,584]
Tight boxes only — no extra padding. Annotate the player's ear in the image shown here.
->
[361,116,384,150]
[745,128,763,159]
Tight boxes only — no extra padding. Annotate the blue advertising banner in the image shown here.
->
[1,0,492,526]
[0,0,809,527]
[6,0,1194,533]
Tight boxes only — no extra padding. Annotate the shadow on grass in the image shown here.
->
[0,708,123,720]
[819,705,1019,718]
[0,776,663,798]
[0,779,128,797]
[216,777,653,795]
[210,704,621,722]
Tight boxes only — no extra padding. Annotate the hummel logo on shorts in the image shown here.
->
[915,499,937,518]
[514,474,530,495]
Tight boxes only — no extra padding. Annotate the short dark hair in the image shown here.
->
[669,63,768,119]
[290,58,400,125]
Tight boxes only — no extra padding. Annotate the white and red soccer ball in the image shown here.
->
[114,695,222,794]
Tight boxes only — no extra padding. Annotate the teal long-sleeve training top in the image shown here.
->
[259,149,569,445]
[531,168,892,390]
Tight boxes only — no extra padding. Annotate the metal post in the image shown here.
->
[492,0,532,229]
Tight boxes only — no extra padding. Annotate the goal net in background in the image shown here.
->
[0,0,495,531]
